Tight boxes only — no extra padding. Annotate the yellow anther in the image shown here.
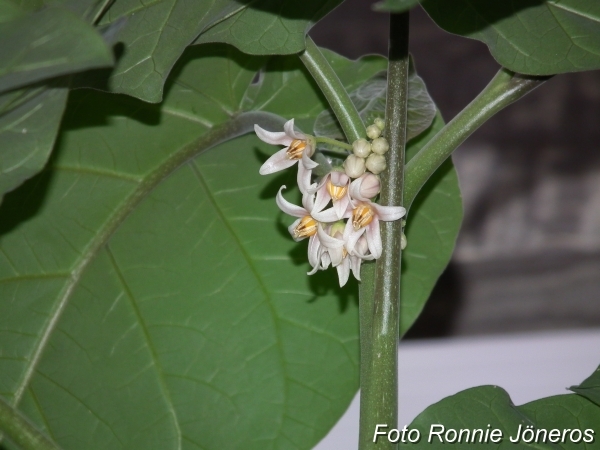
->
[326,180,348,201]
[293,215,318,239]
[352,204,374,231]
[286,139,307,160]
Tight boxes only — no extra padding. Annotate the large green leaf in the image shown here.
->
[0,84,68,201]
[570,364,600,407]
[0,45,387,450]
[423,0,600,75]
[0,6,113,93]
[406,386,600,449]
[0,0,113,201]
[95,0,342,103]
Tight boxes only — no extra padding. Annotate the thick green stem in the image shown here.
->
[359,12,409,450]
[300,37,365,143]
[404,69,550,207]
[0,395,62,450]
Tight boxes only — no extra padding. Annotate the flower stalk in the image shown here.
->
[359,12,410,450]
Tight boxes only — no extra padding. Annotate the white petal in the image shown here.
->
[344,223,365,255]
[317,224,345,249]
[301,149,319,170]
[297,163,313,194]
[254,124,292,146]
[288,218,303,241]
[260,149,297,175]
[330,171,350,186]
[333,195,351,220]
[302,190,316,212]
[366,217,382,259]
[320,251,332,269]
[311,206,340,223]
[336,259,350,287]
[350,255,362,281]
[283,118,305,140]
[307,233,321,268]
[313,184,331,214]
[372,203,406,222]
[276,186,307,218]
[349,176,368,201]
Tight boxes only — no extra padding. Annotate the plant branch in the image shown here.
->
[300,37,365,143]
[404,69,550,207]
[359,12,409,450]
[0,395,62,450]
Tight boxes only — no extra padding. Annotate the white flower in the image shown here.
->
[310,171,352,220]
[276,186,339,243]
[343,200,406,259]
[310,225,373,287]
[256,119,318,192]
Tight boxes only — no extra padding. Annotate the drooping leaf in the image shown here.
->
[0,6,113,93]
[373,0,420,13]
[194,0,343,55]
[0,84,68,201]
[406,385,600,449]
[94,0,343,103]
[313,69,436,143]
[0,45,388,450]
[570,364,600,407]
[423,0,600,75]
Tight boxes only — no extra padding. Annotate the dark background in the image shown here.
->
[310,0,600,338]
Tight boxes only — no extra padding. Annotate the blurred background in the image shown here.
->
[311,0,600,338]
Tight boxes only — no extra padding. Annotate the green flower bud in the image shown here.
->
[352,138,371,158]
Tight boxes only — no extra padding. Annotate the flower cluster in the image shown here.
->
[256,118,406,287]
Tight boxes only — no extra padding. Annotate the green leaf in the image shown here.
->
[194,0,343,55]
[358,114,462,336]
[95,0,343,103]
[373,0,420,13]
[0,6,113,93]
[570,364,600,407]
[406,387,600,449]
[422,0,600,75]
[400,115,462,333]
[0,84,68,201]
[313,69,436,143]
[0,45,387,450]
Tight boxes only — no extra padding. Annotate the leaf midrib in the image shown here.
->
[10,113,263,410]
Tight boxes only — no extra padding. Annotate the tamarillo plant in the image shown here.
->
[0,0,599,449]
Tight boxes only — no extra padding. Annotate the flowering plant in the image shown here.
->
[0,1,599,450]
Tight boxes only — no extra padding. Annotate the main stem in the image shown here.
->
[359,12,409,450]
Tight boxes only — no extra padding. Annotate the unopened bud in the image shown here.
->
[352,138,371,158]
[374,117,385,131]
[371,137,389,155]
[344,155,366,178]
[366,124,381,140]
[366,153,386,174]
[357,173,380,199]
[401,232,407,250]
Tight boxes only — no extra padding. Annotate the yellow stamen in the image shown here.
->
[293,215,318,239]
[326,180,348,201]
[352,204,374,231]
[286,139,307,160]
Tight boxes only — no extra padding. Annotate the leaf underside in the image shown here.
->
[423,0,600,75]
